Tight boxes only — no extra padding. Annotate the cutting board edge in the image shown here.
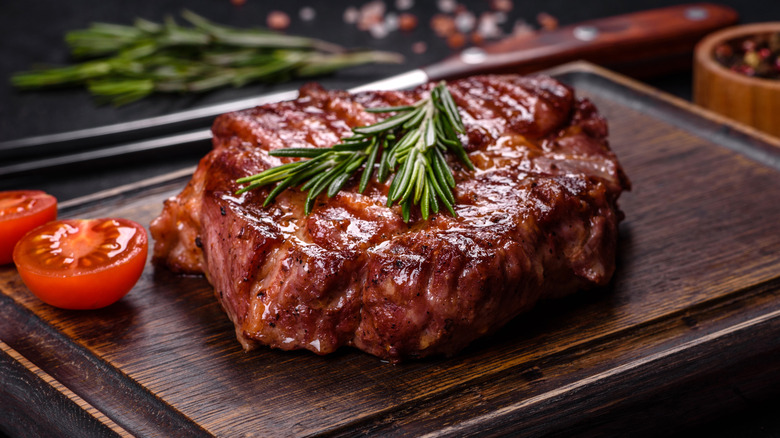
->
[549,61,780,156]
[0,291,213,438]
[319,277,780,437]
[3,62,780,437]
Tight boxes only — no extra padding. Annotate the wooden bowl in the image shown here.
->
[694,23,780,138]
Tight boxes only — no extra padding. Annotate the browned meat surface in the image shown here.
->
[150,75,630,362]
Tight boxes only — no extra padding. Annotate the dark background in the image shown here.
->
[4,0,764,143]
[1,0,779,436]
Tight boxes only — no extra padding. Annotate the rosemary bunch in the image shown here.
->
[11,10,402,105]
[236,82,474,222]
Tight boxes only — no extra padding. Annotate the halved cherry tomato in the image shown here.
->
[13,218,148,310]
[0,190,57,265]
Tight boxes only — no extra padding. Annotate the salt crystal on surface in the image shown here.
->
[412,41,427,53]
[490,0,513,12]
[359,1,386,31]
[344,6,359,24]
[370,22,390,39]
[437,0,457,13]
[454,11,476,33]
[361,1,387,17]
[395,0,414,10]
[299,7,316,22]
[477,13,503,39]
[385,12,400,31]
[512,19,535,36]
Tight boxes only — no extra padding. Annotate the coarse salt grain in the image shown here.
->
[359,1,386,31]
[385,12,400,32]
[412,41,427,53]
[437,0,457,13]
[513,20,535,36]
[477,13,503,39]
[361,1,387,18]
[299,7,316,22]
[454,11,476,33]
[490,0,513,12]
[370,22,390,39]
[344,7,359,24]
[395,0,414,10]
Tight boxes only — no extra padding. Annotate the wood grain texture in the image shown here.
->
[1,63,780,437]
[0,341,130,438]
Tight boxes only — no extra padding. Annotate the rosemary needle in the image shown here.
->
[236,82,474,222]
[11,10,403,106]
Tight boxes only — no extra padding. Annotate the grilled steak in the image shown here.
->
[150,75,630,362]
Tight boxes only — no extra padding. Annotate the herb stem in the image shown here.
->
[236,82,473,221]
[12,10,402,105]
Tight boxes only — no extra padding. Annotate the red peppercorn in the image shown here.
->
[447,33,466,48]
[267,11,291,30]
[399,13,418,31]
[431,14,456,37]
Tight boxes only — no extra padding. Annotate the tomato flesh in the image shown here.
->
[0,190,57,264]
[13,218,148,310]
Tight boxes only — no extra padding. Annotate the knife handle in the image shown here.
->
[423,3,738,80]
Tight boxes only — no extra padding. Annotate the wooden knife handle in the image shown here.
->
[423,3,738,80]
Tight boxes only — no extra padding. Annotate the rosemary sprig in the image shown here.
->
[11,10,402,106]
[236,82,474,222]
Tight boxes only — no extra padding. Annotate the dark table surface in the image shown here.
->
[2,1,780,436]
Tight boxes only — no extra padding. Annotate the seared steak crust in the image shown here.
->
[151,75,630,361]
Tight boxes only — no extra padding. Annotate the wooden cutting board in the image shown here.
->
[2,62,780,437]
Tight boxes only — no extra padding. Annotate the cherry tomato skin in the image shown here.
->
[13,218,148,310]
[0,190,57,264]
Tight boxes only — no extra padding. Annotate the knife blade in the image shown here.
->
[0,3,737,170]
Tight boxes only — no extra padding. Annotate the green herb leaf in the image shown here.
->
[236,82,471,222]
[11,10,402,106]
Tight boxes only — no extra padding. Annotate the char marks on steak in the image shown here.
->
[150,75,630,362]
